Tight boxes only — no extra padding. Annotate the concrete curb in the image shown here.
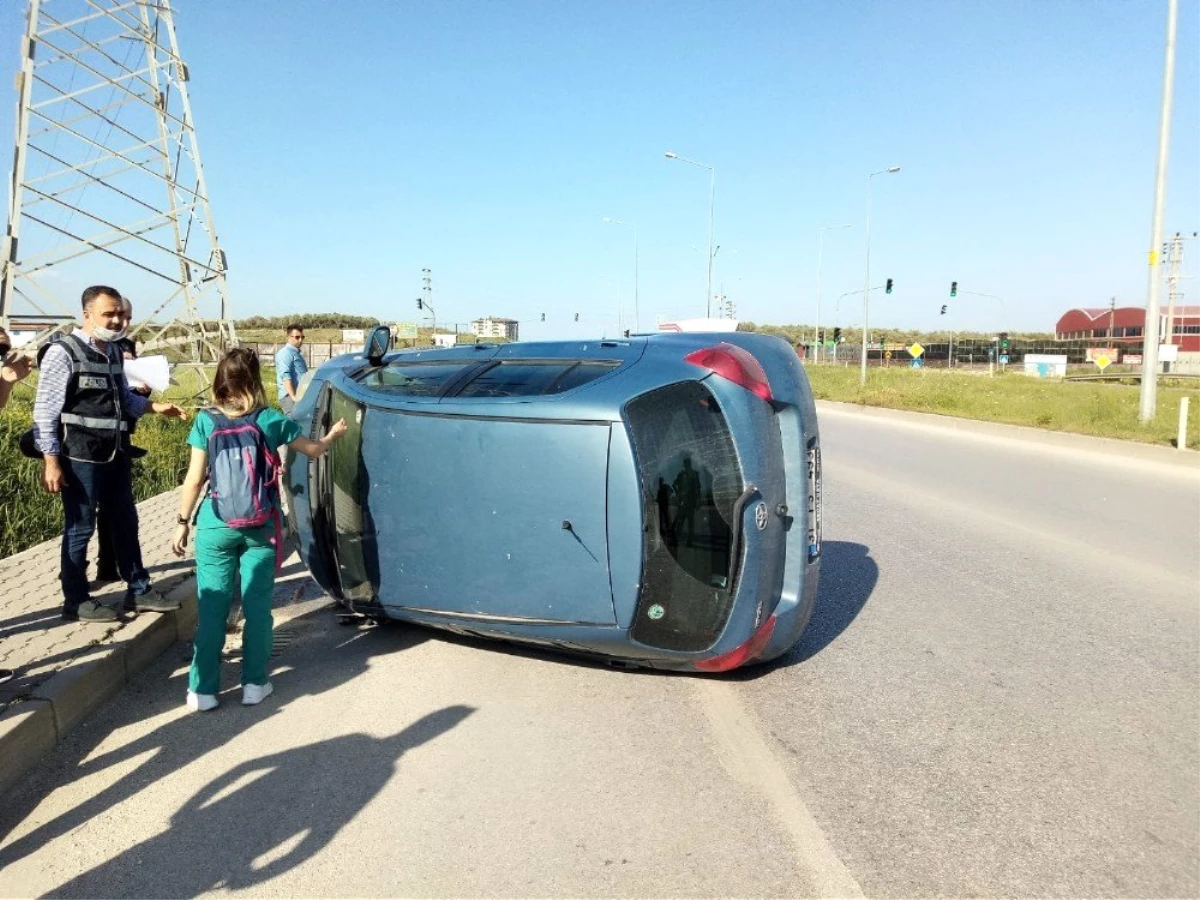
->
[816,400,1200,472]
[0,576,197,797]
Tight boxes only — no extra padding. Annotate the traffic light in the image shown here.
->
[949,281,958,297]
[416,297,423,309]
[885,278,893,294]
[940,304,947,315]
[1000,332,1010,351]
[574,313,579,322]
[833,326,842,343]
[540,312,545,321]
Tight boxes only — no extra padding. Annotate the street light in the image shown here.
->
[860,166,901,386]
[602,216,639,333]
[665,150,716,317]
[815,224,851,363]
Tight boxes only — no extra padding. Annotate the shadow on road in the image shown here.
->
[396,540,878,680]
[0,606,433,882]
[45,705,475,899]
[737,539,878,676]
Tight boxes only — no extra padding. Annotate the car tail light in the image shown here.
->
[693,614,777,672]
[684,343,773,402]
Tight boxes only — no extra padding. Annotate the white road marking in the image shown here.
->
[698,679,865,898]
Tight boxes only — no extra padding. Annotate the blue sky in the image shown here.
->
[2,0,1197,338]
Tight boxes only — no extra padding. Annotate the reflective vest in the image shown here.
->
[57,333,128,463]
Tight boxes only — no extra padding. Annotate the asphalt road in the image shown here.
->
[0,409,1196,898]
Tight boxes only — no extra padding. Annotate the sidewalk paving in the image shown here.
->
[0,487,328,797]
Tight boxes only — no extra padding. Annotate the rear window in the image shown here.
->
[454,360,618,398]
[356,362,473,396]
[624,382,742,652]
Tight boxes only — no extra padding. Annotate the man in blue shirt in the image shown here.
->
[274,324,307,413]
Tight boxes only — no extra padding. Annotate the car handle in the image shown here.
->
[726,484,760,597]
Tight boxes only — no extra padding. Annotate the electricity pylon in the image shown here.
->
[1,0,233,365]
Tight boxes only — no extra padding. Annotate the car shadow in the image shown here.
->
[388,540,877,680]
[735,539,878,677]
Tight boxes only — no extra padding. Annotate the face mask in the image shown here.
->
[93,325,126,343]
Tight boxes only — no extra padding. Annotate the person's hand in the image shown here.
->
[326,417,348,441]
[133,384,152,397]
[152,401,187,420]
[1,353,31,384]
[41,455,64,494]
[171,523,190,557]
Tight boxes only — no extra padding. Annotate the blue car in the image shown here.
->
[284,327,822,672]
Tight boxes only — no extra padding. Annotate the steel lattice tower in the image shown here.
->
[1,0,232,359]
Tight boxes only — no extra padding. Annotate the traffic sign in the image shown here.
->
[999,354,1010,365]
[908,343,924,358]
[1095,355,1111,371]
[885,350,893,360]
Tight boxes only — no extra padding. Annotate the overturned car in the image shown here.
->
[284,327,822,672]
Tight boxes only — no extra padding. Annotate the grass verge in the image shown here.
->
[805,365,1200,450]
[0,373,279,559]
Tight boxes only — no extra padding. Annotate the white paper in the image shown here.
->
[123,355,171,393]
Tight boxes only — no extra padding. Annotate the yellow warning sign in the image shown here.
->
[909,343,924,358]
[1095,355,1111,371]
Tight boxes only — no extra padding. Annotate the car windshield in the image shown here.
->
[356,361,473,396]
[623,382,742,651]
[454,360,619,398]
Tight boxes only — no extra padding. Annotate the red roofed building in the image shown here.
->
[1054,306,1200,352]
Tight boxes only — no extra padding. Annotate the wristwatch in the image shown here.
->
[177,515,190,526]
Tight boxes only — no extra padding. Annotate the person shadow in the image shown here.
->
[0,608,429,875]
[45,704,475,898]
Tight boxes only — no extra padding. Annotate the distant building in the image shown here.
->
[471,316,519,341]
[1054,306,1199,353]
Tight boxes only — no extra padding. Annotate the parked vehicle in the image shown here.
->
[284,327,822,672]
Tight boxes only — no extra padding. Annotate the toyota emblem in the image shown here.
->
[754,501,768,531]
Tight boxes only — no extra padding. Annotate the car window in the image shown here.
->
[623,382,742,651]
[356,361,474,396]
[453,360,618,398]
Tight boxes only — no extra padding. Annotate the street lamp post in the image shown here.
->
[602,217,639,333]
[665,151,715,317]
[1139,0,1179,423]
[957,290,1007,334]
[860,166,900,386]
[815,224,851,363]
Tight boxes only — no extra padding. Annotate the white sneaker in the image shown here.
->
[186,691,218,712]
[241,682,274,705]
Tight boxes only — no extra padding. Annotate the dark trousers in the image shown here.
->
[96,505,117,578]
[59,455,150,613]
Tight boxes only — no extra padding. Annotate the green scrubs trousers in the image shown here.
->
[189,524,276,695]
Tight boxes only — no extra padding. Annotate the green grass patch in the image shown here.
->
[0,373,281,559]
[805,365,1200,449]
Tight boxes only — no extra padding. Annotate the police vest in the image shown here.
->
[56,333,128,463]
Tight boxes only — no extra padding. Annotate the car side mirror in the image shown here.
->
[365,325,391,366]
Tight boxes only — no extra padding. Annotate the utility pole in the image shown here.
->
[1139,0,1178,424]
[1,0,233,364]
[1109,296,1117,346]
[1163,232,1195,344]
[422,267,435,336]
